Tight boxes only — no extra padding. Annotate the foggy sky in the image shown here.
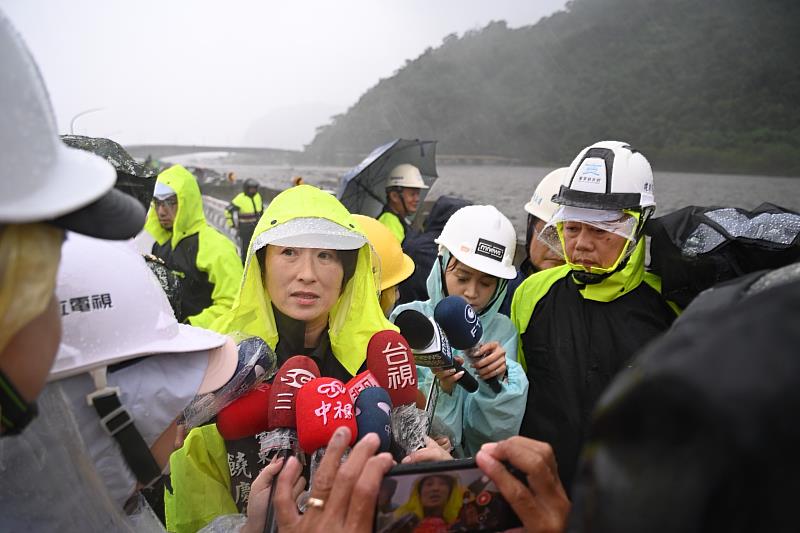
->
[1,0,568,150]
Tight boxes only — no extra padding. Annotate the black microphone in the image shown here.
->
[394,309,479,393]
[434,296,502,393]
[354,386,393,453]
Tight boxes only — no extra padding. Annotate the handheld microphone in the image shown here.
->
[434,296,502,393]
[394,309,479,393]
[346,370,381,403]
[216,383,271,440]
[268,356,320,430]
[366,329,427,455]
[263,358,321,533]
[366,330,418,406]
[181,336,278,431]
[296,377,357,454]
[354,386,393,453]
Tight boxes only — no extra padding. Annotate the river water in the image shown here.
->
[169,154,800,236]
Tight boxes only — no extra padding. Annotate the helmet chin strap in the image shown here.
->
[571,262,623,285]
[394,188,411,218]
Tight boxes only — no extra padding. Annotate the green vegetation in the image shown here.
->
[304,0,800,175]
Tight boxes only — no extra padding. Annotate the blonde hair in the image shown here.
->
[0,224,63,354]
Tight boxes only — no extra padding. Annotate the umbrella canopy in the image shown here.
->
[61,135,157,210]
[337,139,438,218]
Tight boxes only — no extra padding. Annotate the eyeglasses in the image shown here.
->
[152,197,178,208]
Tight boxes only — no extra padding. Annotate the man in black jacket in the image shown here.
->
[511,141,678,492]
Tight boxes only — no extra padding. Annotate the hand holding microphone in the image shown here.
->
[434,296,504,393]
[394,309,479,393]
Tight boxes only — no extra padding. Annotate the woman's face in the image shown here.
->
[444,258,497,313]
[265,246,344,324]
[419,475,452,510]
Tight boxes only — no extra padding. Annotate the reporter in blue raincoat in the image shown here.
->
[391,205,529,456]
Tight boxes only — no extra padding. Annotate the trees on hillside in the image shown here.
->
[305,0,800,175]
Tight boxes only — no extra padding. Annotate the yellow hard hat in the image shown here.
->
[352,214,415,290]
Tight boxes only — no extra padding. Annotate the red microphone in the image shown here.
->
[216,383,271,440]
[346,370,381,403]
[366,330,418,406]
[296,377,357,454]
[263,356,321,533]
[268,356,320,430]
[366,330,426,456]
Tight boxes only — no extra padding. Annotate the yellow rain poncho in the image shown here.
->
[166,185,397,532]
[144,165,242,328]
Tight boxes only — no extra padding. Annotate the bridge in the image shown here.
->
[125,144,301,163]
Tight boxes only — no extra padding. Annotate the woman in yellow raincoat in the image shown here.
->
[166,185,398,532]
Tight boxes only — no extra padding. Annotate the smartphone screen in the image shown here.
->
[374,458,522,533]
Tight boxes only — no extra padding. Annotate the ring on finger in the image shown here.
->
[307,497,326,510]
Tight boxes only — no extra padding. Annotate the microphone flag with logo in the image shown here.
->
[367,329,428,455]
[260,355,320,456]
[346,369,381,403]
[296,377,357,454]
[434,295,502,393]
[394,309,479,393]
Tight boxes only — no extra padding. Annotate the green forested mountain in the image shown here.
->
[304,0,800,175]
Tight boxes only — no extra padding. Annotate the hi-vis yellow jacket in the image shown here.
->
[144,165,242,328]
[165,185,397,532]
[225,192,263,228]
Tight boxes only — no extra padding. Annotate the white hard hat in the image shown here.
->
[435,205,517,279]
[524,167,569,222]
[0,12,144,239]
[50,232,235,384]
[554,141,655,212]
[385,164,429,190]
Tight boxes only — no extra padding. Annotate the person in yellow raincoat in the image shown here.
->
[225,178,264,264]
[387,474,464,533]
[145,165,243,329]
[165,184,398,532]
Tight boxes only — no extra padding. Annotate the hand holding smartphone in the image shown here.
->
[374,458,523,533]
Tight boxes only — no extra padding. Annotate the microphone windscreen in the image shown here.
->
[296,377,357,454]
[346,370,381,403]
[393,309,435,350]
[236,336,279,384]
[434,296,484,350]
[354,386,393,453]
[216,383,271,440]
[267,355,320,430]
[366,330,418,406]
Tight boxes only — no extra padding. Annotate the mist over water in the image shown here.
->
[183,156,800,236]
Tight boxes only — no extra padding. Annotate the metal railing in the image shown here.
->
[203,195,238,244]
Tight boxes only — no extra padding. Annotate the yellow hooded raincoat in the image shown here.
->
[144,165,242,329]
[165,185,397,532]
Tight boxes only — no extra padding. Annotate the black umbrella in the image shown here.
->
[336,138,438,218]
[61,134,157,210]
